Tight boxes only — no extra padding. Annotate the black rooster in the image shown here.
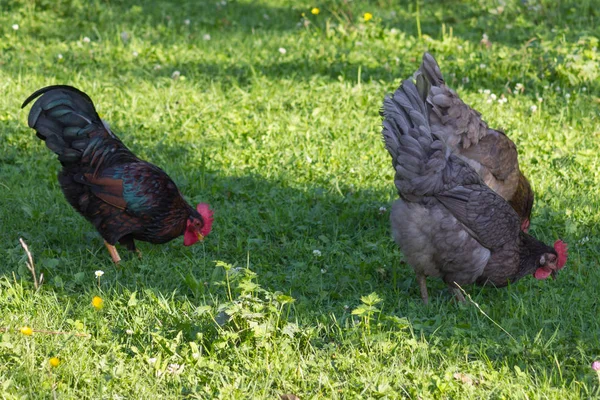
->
[22,85,213,263]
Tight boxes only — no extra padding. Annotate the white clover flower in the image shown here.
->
[555,86,561,92]
[457,45,463,50]
[320,268,326,274]
[306,156,312,163]
[132,51,138,57]
[203,34,211,41]
[167,363,183,374]
[537,97,543,102]
[57,54,63,59]
[344,305,349,310]
[479,63,487,69]
[171,70,181,80]
[153,64,162,70]
[498,97,507,104]
[95,270,104,278]
[462,76,470,84]
[148,358,157,364]
[490,93,497,100]
[184,19,190,25]
[515,83,524,91]
[12,24,19,30]
[565,93,571,99]
[530,105,537,112]
[379,206,387,214]
[278,47,287,54]
[83,36,91,43]
[126,329,134,335]
[313,249,322,257]
[483,89,491,95]
[482,33,489,41]
[582,87,587,92]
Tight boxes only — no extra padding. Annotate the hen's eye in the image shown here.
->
[540,255,546,265]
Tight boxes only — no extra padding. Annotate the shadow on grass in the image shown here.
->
[1,121,596,392]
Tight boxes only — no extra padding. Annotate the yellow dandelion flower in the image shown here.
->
[311,8,320,15]
[364,12,373,22]
[20,326,33,336]
[92,296,104,309]
[49,357,60,367]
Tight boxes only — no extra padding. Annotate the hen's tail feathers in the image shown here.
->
[415,52,445,87]
[381,79,449,197]
[21,85,118,166]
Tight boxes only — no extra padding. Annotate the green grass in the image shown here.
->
[1,0,599,398]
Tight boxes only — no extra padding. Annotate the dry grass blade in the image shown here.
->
[19,237,43,290]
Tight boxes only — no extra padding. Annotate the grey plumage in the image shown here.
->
[414,53,534,227]
[381,72,562,303]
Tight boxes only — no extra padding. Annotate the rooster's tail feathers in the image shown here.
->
[21,85,117,166]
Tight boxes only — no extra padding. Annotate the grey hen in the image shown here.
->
[381,78,567,304]
[415,53,533,231]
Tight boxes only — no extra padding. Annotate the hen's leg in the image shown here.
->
[448,284,466,303]
[416,273,429,304]
[104,241,121,264]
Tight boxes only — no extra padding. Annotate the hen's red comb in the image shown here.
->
[197,203,214,237]
[554,240,568,269]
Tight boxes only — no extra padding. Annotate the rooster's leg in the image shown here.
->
[416,273,429,304]
[104,241,121,264]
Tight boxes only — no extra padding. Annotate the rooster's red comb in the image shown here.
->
[197,203,214,237]
[554,240,568,269]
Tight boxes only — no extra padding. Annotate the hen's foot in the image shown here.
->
[417,273,429,305]
[448,285,466,303]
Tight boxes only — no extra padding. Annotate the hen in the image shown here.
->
[414,53,533,231]
[381,77,567,304]
[21,85,213,264]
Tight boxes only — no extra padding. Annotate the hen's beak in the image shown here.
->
[197,232,205,241]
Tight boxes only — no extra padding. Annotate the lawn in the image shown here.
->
[1,0,599,398]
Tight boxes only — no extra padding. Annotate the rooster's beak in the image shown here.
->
[197,232,205,241]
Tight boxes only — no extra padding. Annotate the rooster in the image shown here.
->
[414,53,533,231]
[21,85,213,264]
[381,77,567,304]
